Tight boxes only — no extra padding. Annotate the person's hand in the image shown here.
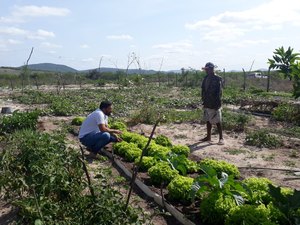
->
[114,130,122,135]
[116,136,123,142]
[112,133,123,142]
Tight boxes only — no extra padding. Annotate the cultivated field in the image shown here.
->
[1,81,300,224]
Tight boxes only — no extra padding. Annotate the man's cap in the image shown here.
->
[202,62,216,69]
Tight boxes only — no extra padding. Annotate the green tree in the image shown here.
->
[268,46,300,98]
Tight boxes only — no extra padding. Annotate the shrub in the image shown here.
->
[148,162,179,185]
[242,177,273,204]
[0,129,145,224]
[222,110,252,132]
[225,204,274,225]
[147,143,171,159]
[272,103,300,125]
[199,158,240,178]
[245,130,283,148]
[155,134,172,147]
[71,117,85,126]
[167,175,194,203]
[109,121,127,131]
[0,110,39,134]
[200,192,236,225]
[171,144,190,157]
[134,156,156,171]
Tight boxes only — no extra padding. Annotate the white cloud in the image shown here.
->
[37,29,55,38]
[228,39,269,48]
[185,0,300,41]
[106,34,133,40]
[40,42,62,48]
[28,29,55,40]
[152,40,193,54]
[7,39,21,44]
[80,44,90,48]
[12,5,70,17]
[0,16,24,24]
[0,27,27,35]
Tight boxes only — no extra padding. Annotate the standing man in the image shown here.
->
[200,62,224,145]
[79,100,122,154]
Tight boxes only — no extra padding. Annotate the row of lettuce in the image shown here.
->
[110,121,300,225]
[0,112,147,224]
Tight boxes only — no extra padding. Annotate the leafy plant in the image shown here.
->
[222,110,252,131]
[189,165,251,224]
[200,191,237,225]
[121,131,148,149]
[155,134,172,147]
[0,129,145,224]
[167,153,198,175]
[147,143,171,159]
[225,204,274,225]
[148,162,179,185]
[272,103,300,125]
[268,46,300,98]
[71,116,85,125]
[0,110,39,134]
[109,121,127,131]
[245,130,283,148]
[268,184,300,225]
[167,175,194,203]
[134,156,156,171]
[113,141,141,161]
[242,177,273,204]
[198,158,240,178]
[171,144,190,157]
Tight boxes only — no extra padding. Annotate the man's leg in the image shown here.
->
[80,132,113,153]
[92,132,112,153]
[201,121,212,141]
[216,123,223,140]
[216,122,225,145]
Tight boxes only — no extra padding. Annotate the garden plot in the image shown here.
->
[1,85,300,224]
[130,121,300,190]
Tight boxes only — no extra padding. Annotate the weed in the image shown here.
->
[284,160,296,167]
[245,130,283,148]
[224,148,247,155]
[289,150,299,158]
[262,153,276,161]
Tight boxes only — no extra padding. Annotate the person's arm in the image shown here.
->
[215,77,223,109]
[201,77,206,103]
[98,124,122,135]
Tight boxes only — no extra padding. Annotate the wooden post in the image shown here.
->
[267,68,271,92]
[242,68,246,91]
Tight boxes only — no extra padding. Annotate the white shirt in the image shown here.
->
[78,109,108,138]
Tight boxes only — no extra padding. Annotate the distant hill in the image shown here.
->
[84,67,158,75]
[22,63,78,73]
[1,63,181,74]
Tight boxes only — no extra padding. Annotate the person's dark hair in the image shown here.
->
[99,100,112,110]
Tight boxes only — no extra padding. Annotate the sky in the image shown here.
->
[1,0,300,71]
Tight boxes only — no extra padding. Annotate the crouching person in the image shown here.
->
[79,100,122,154]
